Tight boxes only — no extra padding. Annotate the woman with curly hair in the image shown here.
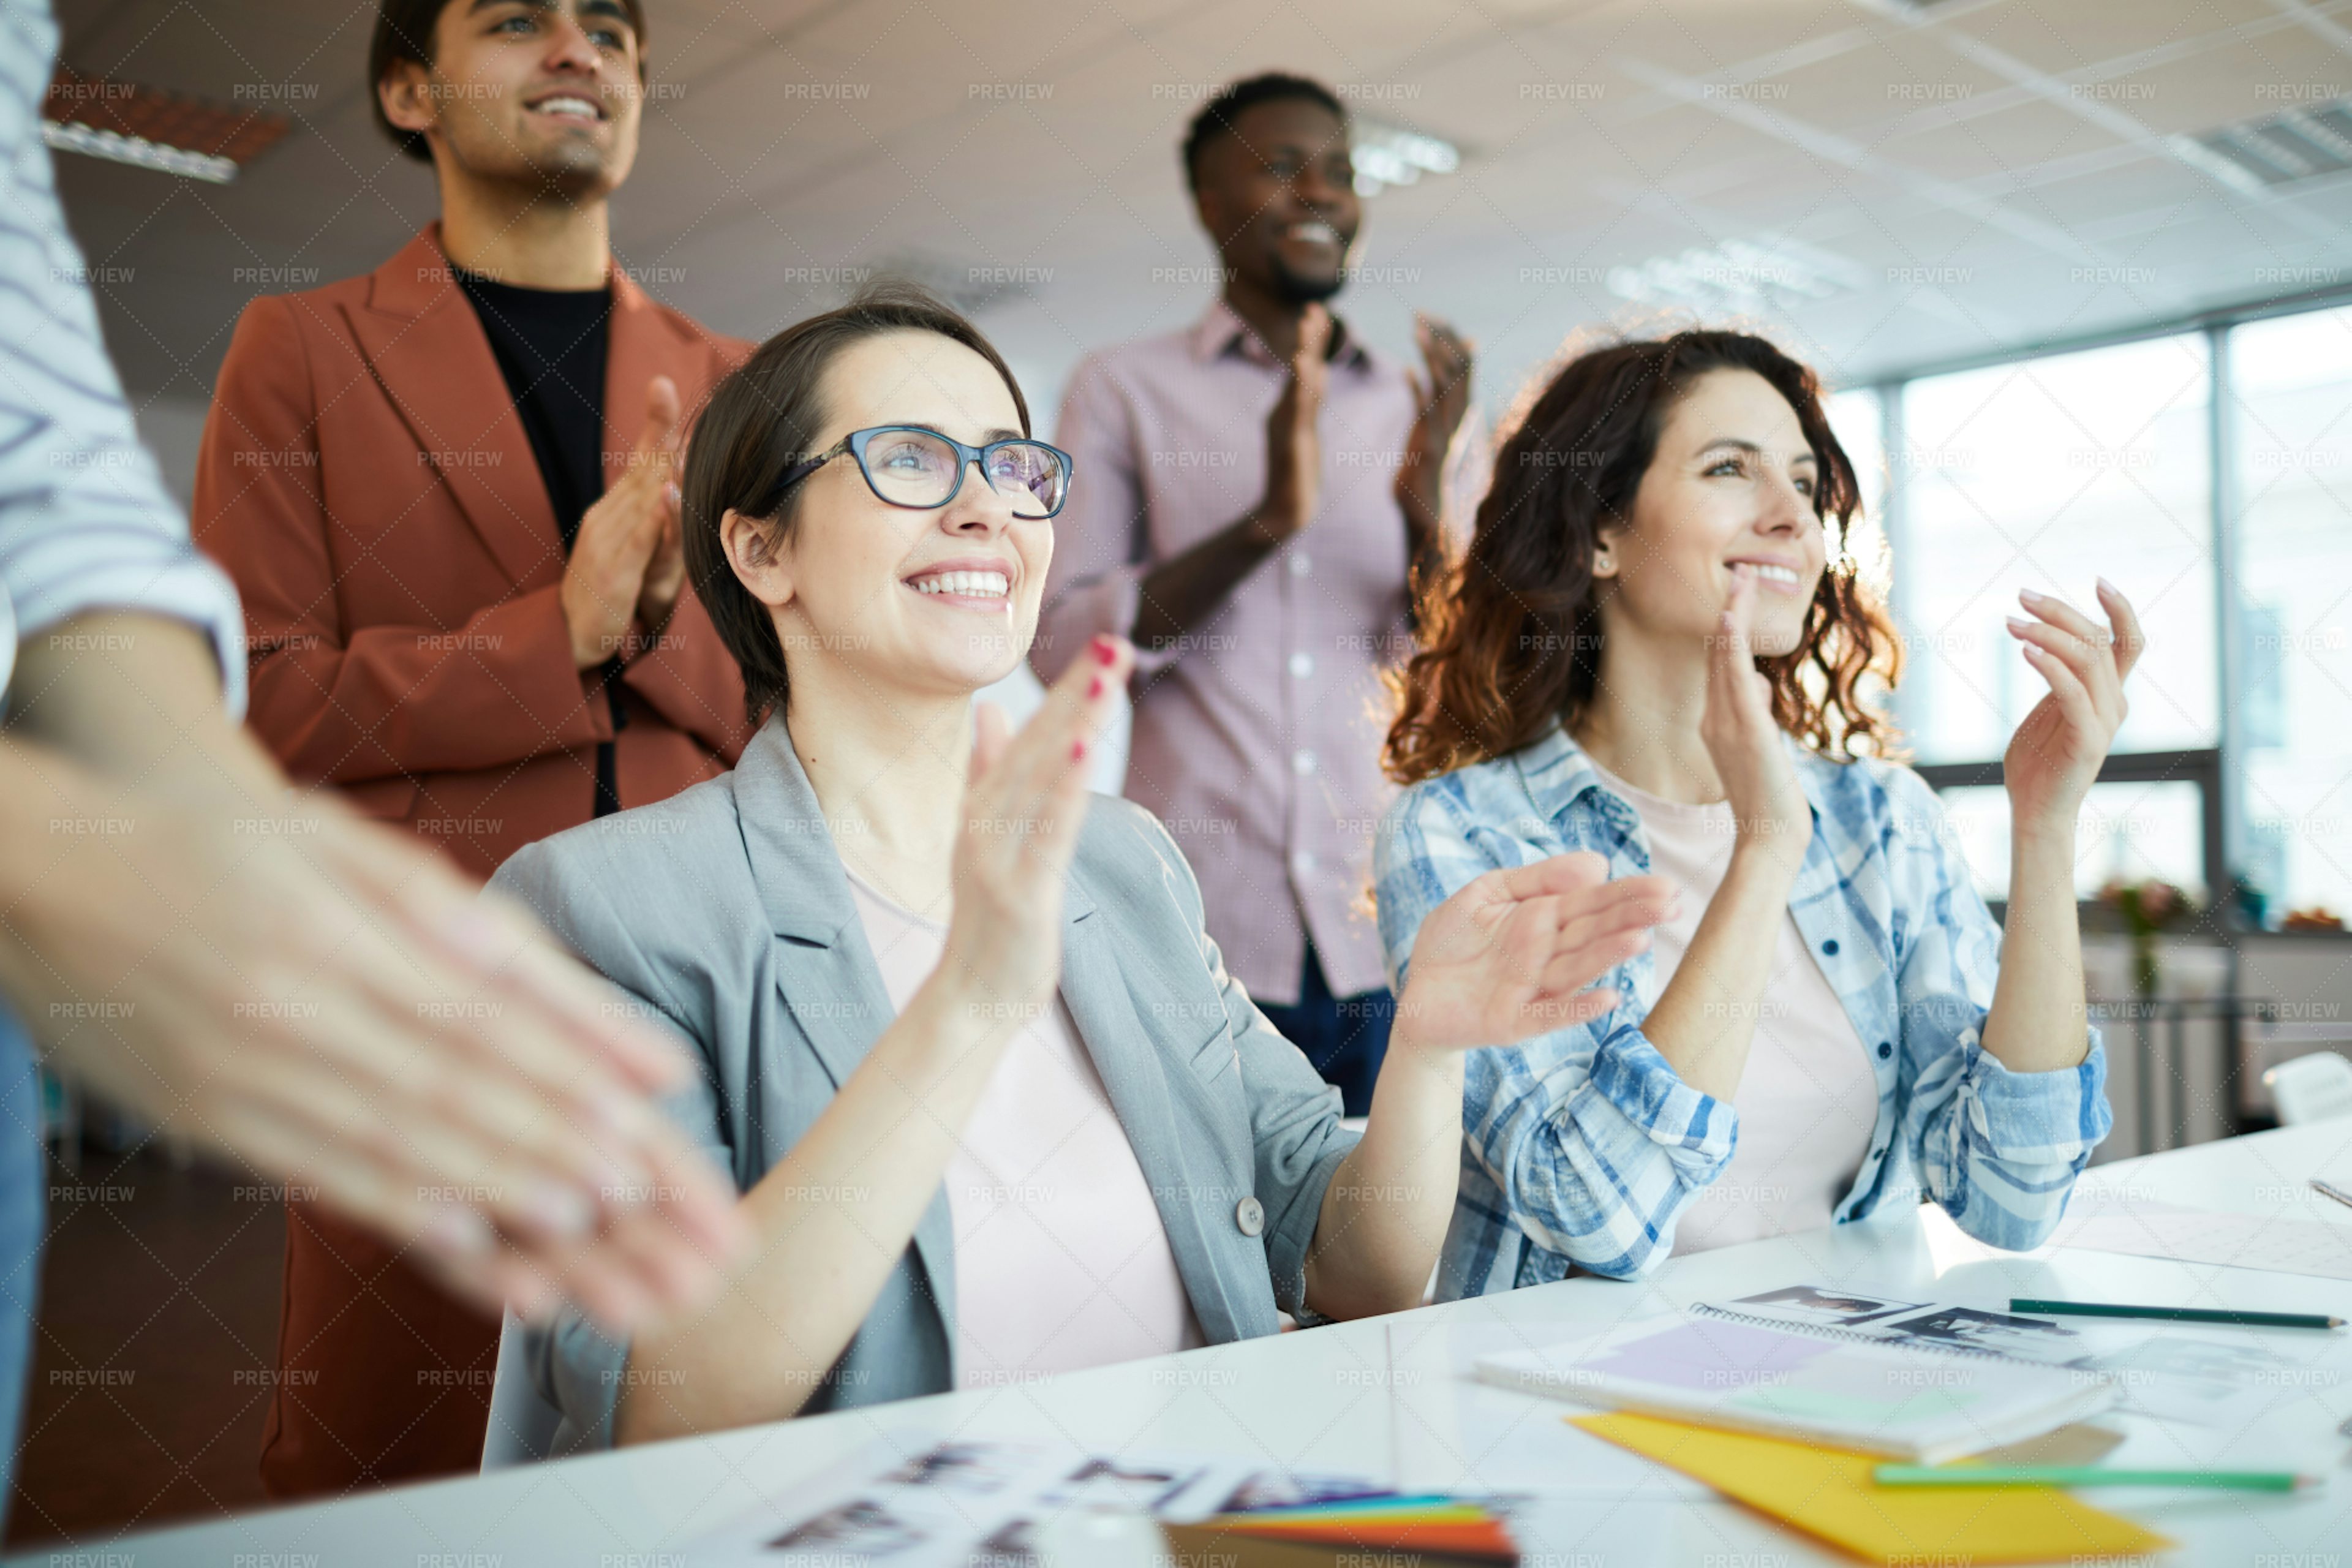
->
[1376,330,2139,1294]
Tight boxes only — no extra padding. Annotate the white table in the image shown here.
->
[45,1123,2352,1566]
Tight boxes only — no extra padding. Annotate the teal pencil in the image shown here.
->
[1875,1465,2311,1493]
[2010,1297,2344,1330]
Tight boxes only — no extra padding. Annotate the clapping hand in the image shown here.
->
[562,375,683,666]
[1701,568,1813,865]
[631,376,690,638]
[0,753,748,1330]
[1396,311,1474,538]
[1258,304,1332,538]
[940,634,1134,1014]
[1395,851,1676,1052]
[2002,579,2145,837]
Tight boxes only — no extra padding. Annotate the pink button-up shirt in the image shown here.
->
[1038,301,1416,1005]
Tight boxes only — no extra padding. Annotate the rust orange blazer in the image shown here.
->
[193,224,753,1500]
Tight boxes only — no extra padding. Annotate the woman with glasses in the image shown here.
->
[488,285,1674,1450]
[1375,330,2138,1298]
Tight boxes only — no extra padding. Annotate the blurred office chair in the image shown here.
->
[481,1310,561,1471]
[2263,1051,2352,1128]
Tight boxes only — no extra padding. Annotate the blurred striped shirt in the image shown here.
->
[1374,722,2112,1294]
[0,0,244,714]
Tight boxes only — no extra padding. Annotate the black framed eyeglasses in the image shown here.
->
[769,426,1075,521]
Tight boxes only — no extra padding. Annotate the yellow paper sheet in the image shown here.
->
[1572,1412,2170,1567]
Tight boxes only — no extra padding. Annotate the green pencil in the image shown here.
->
[1875,1465,2312,1493]
[2010,1297,2345,1330]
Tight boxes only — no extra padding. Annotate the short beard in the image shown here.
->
[439,97,617,203]
[1270,259,1345,306]
[523,140,615,202]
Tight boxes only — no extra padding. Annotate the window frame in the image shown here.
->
[1857,284,2352,921]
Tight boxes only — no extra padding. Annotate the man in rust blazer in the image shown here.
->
[194,0,751,1497]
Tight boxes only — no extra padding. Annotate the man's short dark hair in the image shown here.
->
[1181,72,1348,192]
[370,0,651,163]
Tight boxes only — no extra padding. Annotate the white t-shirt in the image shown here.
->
[843,870,1204,1387]
[1585,760,1880,1253]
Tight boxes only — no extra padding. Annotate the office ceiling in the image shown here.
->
[51,0,2352,422]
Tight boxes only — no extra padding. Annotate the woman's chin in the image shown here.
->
[1749,618,1809,659]
[977,626,1038,672]
[914,638,1028,695]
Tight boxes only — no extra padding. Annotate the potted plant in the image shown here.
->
[2098,877,2193,1001]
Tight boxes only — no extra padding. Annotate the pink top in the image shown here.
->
[1036,301,1419,1005]
[1583,759,1879,1254]
[843,870,1204,1387]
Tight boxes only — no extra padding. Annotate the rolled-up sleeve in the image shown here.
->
[1035,355,1181,683]
[1886,768,2111,1250]
[1374,783,1735,1281]
[0,14,244,715]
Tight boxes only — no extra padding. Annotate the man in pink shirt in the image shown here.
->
[1038,73,1474,1112]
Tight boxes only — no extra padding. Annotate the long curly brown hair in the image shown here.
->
[1385,330,1904,787]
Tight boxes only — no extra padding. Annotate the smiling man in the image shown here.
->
[1037,74,1475,1114]
[192,0,751,1497]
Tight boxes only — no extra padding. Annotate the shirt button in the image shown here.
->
[1292,749,1317,775]
[1289,552,1312,577]
[1877,1041,1893,1060]
[1235,1196,1265,1237]
[1289,652,1314,679]
[1822,939,1840,956]
[1293,850,1319,875]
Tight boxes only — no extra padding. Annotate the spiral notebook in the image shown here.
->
[1475,1291,2118,1463]
[1689,1283,2103,1366]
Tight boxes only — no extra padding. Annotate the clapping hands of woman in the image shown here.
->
[2001,579,2145,836]
[1305,846,1673,1319]
[1975,578,2147,1077]
[938,633,1134,1013]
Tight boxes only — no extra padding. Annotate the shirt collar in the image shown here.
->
[1510,719,1836,840]
[1509,723,1635,840]
[1189,297,1372,371]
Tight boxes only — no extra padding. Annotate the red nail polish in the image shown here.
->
[1087,676,1104,698]
[1071,740,1088,761]
[1093,636,1117,667]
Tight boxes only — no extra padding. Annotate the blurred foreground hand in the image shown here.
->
[0,612,748,1329]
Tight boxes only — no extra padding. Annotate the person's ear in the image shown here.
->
[1591,526,1621,580]
[378,61,439,141]
[1191,167,1235,250]
[1191,184,1219,242]
[722,508,794,612]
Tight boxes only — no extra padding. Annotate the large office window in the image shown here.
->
[1889,334,2220,905]
[1826,386,1885,530]
[1823,298,2352,922]
[2233,304,2352,925]
[1899,334,2218,764]
[1824,387,1891,638]
[1932,778,2210,906]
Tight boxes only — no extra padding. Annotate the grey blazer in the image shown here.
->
[488,718,1360,1455]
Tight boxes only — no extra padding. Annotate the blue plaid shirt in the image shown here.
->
[1374,723,2111,1295]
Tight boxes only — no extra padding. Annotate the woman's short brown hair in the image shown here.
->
[1384,329,1903,787]
[681,283,1033,725]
